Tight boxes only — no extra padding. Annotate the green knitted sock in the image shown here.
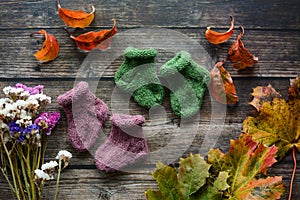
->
[115,47,165,109]
[160,51,210,118]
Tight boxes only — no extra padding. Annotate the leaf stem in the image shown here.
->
[288,146,297,200]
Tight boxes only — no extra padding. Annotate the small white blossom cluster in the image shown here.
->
[34,150,72,183]
[0,86,51,129]
[34,169,51,181]
[56,150,73,160]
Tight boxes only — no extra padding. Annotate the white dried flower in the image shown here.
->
[55,150,72,160]
[34,169,50,181]
[41,161,58,171]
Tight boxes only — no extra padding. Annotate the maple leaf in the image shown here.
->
[145,154,210,200]
[249,84,281,111]
[207,134,285,200]
[243,77,300,160]
[243,76,300,200]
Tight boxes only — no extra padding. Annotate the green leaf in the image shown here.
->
[214,171,230,191]
[178,153,211,197]
[145,154,210,200]
[207,134,285,199]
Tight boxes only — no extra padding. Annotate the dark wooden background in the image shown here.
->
[0,0,299,199]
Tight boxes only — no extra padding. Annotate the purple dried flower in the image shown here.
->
[9,121,24,133]
[34,112,60,135]
[15,83,44,95]
[9,122,39,143]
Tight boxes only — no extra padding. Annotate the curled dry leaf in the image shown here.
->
[30,30,60,63]
[249,84,281,111]
[57,0,95,28]
[205,16,234,44]
[228,26,258,70]
[210,61,238,104]
[66,19,117,51]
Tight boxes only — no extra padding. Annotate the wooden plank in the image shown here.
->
[0,29,299,78]
[0,78,294,165]
[1,154,299,200]
[0,0,300,30]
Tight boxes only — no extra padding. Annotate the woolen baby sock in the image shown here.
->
[114,47,165,109]
[160,51,210,118]
[57,81,109,151]
[95,114,148,172]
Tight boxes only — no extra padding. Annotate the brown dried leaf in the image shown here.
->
[249,84,281,111]
[67,19,117,51]
[228,26,258,70]
[209,61,238,104]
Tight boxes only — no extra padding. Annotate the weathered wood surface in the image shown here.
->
[0,0,299,199]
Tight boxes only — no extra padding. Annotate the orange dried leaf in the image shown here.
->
[205,16,234,44]
[57,0,95,28]
[228,26,258,70]
[249,84,281,111]
[67,19,117,51]
[31,30,60,63]
[209,61,238,104]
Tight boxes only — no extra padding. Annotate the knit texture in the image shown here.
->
[160,51,210,118]
[114,47,165,109]
[95,114,148,172]
[57,81,109,151]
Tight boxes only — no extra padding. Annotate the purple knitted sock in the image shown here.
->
[95,114,148,172]
[57,81,109,151]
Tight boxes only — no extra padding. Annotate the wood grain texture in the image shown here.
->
[0,0,299,199]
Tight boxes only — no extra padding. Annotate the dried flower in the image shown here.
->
[35,112,60,135]
[41,161,58,171]
[34,169,51,181]
[56,150,72,160]
[0,83,62,200]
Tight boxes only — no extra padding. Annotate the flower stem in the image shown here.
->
[0,134,21,200]
[288,146,297,200]
[54,159,62,200]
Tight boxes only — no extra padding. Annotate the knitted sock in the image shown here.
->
[95,114,148,172]
[160,51,210,118]
[114,47,165,109]
[57,81,109,151]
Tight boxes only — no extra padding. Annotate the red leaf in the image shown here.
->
[228,26,258,70]
[57,0,95,28]
[209,61,238,104]
[67,19,117,51]
[30,30,60,63]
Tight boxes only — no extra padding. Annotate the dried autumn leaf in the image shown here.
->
[209,61,238,104]
[205,16,234,44]
[228,26,258,70]
[243,82,300,160]
[30,30,60,63]
[57,0,95,28]
[208,134,285,199]
[249,84,281,111]
[66,19,117,51]
[145,154,210,200]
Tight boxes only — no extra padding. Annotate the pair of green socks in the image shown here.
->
[114,47,210,118]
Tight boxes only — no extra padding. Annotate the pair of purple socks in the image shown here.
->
[57,81,148,172]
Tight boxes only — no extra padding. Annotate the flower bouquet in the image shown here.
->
[0,83,71,200]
